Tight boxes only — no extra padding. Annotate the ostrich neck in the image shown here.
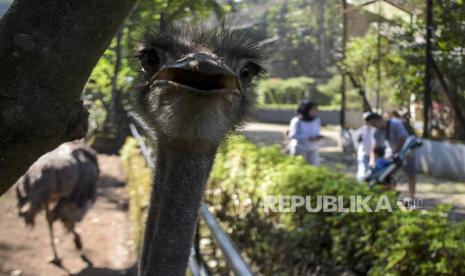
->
[140,138,217,276]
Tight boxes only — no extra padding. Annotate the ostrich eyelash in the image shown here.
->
[136,22,268,65]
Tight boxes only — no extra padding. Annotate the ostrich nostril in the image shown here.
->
[173,52,226,74]
[188,60,199,68]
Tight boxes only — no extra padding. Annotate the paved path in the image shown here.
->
[239,122,465,220]
[0,155,137,276]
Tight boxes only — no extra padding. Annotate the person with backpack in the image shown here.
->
[288,100,322,166]
[364,111,416,199]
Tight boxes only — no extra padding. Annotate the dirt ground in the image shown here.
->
[239,122,465,220]
[0,155,137,276]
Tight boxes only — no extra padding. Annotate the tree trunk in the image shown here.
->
[0,0,137,195]
[423,0,433,138]
[340,0,348,128]
[316,0,326,69]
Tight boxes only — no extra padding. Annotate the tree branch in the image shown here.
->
[0,0,137,194]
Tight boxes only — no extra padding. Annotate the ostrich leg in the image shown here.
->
[72,229,82,250]
[71,228,93,266]
[45,202,61,266]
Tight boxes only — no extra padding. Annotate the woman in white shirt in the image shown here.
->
[288,100,322,166]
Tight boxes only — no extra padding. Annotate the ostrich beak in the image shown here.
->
[151,53,241,94]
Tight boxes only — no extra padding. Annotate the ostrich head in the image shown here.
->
[15,175,36,226]
[133,23,266,148]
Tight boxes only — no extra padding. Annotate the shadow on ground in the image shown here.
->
[97,174,129,212]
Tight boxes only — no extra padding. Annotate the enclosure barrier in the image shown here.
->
[128,120,254,276]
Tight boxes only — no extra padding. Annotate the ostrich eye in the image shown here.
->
[239,63,259,86]
[139,49,161,75]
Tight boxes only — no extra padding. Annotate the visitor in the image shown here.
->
[356,120,374,182]
[288,100,322,166]
[364,112,416,198]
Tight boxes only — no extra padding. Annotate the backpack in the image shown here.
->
[401,117,416,136]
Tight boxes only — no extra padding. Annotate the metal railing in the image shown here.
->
[128,122,155,169]
[128,121,254,276]
[198,203,253,276]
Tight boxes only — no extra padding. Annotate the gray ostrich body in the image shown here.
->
[15,141,99,265]
[133,24,266,276]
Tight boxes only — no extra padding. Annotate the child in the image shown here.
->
[373,147,390,170]
[372,147,395,190]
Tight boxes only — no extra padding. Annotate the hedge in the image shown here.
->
[122,135,465,275]
[256,77,332,106]
[120,137,152,252]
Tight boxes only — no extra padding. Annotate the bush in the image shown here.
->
[369,206,465,275]
[123,136,465,275]
[120,137,152,252]
[203,136,465,275]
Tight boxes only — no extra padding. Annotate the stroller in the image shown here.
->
[365,136,423,187]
